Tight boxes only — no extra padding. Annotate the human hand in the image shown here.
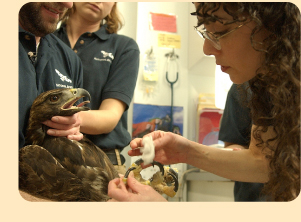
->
[129,130,189,165]
[42,112,83,141]
[107,173,167,202]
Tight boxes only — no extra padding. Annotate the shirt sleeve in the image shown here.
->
[101,37,140,109]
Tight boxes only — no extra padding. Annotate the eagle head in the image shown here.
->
[26,88,91,144]
[30,88,91,120]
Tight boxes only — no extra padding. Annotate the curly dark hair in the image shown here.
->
[62,3,123,34]
[193,2,300,201]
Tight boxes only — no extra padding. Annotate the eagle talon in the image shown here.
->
[167,171,179,192]
[151,161,165,176]
[123,158,164,179]
[124,167,136,178]
[123,158,179,197]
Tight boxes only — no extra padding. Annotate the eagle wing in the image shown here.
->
[19,145,103,201]
[40,135,119,199]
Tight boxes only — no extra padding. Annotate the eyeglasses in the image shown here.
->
[194,24,244,50]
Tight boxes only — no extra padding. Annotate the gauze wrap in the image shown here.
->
[140,136,155,165]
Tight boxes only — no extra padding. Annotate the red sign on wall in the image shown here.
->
[149,12,177,33]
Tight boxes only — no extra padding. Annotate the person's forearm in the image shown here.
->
[224,142,248,150]
[79,110,120,135]
[186,140,270,183]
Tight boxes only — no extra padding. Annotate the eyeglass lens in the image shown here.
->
[195,26,221,50]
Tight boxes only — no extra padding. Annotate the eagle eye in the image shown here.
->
[50,95,59,102]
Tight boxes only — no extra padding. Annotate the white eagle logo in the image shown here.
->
[101,50,114,60]
[55,69,72,83]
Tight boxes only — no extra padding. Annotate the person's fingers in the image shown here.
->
[129,138,143,149]
[51,115,77,124]
[148,130,165,140]
[108,178,130,201]
[46,128,78,137]
[109,178,128,193]
[108,178,120,187]
[125,176,166,201]
[108,178,124,189]
[43,120,81,138]
[125,176,147,194]
[43,120,72,130]
[67,132,83,141]
[128,149,143,157]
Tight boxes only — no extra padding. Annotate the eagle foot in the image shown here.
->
[123,158,179,197]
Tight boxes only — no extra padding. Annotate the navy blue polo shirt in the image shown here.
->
[219,84,252,145]
[54,24,139,150]
[19,26,84,149]
[219,83,265,201]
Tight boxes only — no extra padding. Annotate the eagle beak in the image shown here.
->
[71,88,91,107]
[62,88,91,112]
[70,88,91,99]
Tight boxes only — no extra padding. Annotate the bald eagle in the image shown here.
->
[19,88,119,201]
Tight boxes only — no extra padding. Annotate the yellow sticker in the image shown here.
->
[158,33,181,49]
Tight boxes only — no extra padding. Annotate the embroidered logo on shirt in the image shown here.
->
[94,50,114,63]
[55,69,72,83]
[101,50,114,60]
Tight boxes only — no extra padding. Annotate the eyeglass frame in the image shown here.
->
[194,23,244,50]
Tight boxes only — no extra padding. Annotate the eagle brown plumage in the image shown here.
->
[19,88,119,201]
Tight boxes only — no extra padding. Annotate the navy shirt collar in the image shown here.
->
[94,24,111,40]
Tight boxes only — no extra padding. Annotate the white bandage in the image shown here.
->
[140,136,155,165]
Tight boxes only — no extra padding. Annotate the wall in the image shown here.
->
[118,2,234,202]
[118,2,138,169]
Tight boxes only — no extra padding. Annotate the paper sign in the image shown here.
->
[149,12,177,33]
[158,33,181,48]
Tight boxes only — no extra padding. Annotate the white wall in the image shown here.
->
[118,2,233,201]
[117,2,138,40]
[118,2,138,169]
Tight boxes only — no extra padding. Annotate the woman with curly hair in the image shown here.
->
[44,2,140,175]
[108,2,300,201]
